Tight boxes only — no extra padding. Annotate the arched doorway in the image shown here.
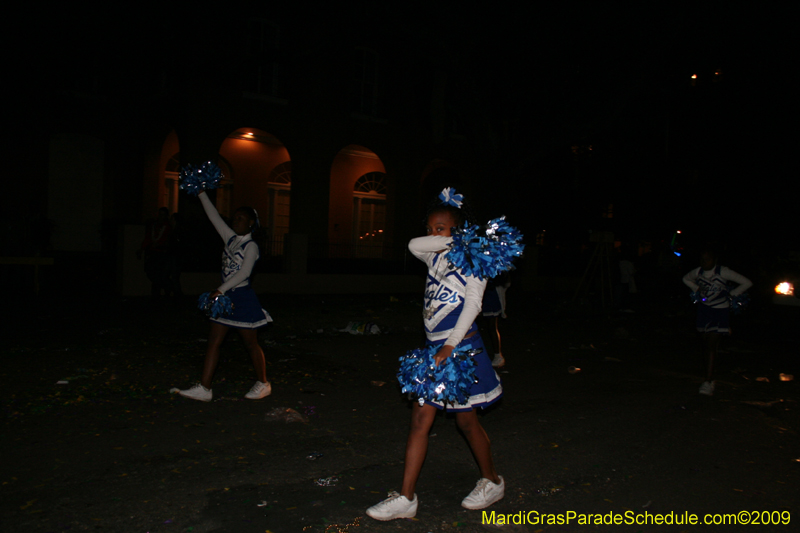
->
[218,128,291,255]
[352,171,387,258]
[329,145,388,258]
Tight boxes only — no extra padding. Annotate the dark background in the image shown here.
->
[7,3,796,288]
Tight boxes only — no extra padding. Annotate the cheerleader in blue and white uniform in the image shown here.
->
[683,247,752,396]
[178,190,273,402]
[367,190,504,521]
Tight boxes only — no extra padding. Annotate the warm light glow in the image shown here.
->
[691,74,697,79]
[677,230,681,234]
[775,282,794,296]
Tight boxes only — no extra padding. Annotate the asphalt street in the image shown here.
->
[3,293,798,532]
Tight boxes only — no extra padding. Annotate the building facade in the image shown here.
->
[11,9,493,295]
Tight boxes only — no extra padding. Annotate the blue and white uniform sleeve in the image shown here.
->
[682,267,701,292]
[445,274,487,348]
[199,191,235,242]
[721,267,753,296]
[217,243,259,294]
[409,235,452,260]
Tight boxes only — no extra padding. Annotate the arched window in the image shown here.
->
[267,161,291,254]
[353,172,386,257]
[354,172,387,196]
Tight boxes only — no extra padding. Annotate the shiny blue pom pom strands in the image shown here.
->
[445,217,525,280]
[179,162,224,196]
[197,292,234,318]
[397,344,480,406]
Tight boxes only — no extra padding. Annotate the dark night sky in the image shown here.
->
[11,3,795,254]
[377,3,793,237]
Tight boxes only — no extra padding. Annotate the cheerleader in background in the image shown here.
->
[177,190,273,402]
[682,246,752,396]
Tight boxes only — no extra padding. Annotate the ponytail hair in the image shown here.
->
[234,206,266,255]
[235,206,259,233]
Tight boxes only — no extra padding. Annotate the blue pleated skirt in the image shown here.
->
[210,285,272,329]
[696,304,730,334]
[423,332,503,412]
[482,287,503,316]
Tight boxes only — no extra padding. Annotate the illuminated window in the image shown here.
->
[353,172,386,257]
[267,161,291,255]
[353,172,387,196]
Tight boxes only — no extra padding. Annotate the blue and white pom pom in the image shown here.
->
[179,161,224,196]
[197,292,234,318]
[397,344,480,406]
[445,216,525,280]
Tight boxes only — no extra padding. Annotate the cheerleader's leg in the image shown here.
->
[455,409,500,484]
[238,327,267,383]
[201,322,229,389]
[400,402,438,500]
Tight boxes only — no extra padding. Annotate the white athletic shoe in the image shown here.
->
[491,354,505,368]
[245,381,272,399]
[699,381,715,396]
[366,492,418,521]
[178,383,212,402]
[461,476,505,510]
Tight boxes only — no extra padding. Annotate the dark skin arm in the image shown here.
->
[433,330,477,366]
[433,344,455,366]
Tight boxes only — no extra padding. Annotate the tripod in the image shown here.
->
[573,231,615,311]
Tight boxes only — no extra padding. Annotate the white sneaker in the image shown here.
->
[491,354,505,368]
[699,381,715,396]
[461,476,504,510]
[366,491,418,521]
[245,381,272,399]
[178,383,212,402]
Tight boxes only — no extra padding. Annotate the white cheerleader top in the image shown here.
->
[409,235,487,347]
[682,264,752,309]
[199,192,259,294]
